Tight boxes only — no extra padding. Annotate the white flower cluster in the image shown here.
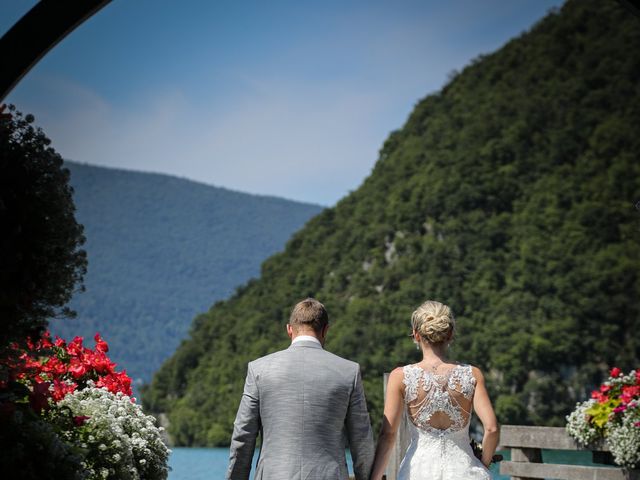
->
[566,399,600,446]
[57,385,170,480]
[608,407,640,469]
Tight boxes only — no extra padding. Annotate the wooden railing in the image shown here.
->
[499,425,639,480]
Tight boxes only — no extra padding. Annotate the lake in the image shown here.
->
[168,448,512,479]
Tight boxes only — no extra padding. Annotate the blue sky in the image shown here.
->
[2,0,563,205]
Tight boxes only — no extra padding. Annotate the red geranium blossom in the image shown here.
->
[620,385,640,405]
[0,330,134,414]
[94,333,109,353]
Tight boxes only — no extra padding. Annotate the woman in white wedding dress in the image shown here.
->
[370,300,499,480]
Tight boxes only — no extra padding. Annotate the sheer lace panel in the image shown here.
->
[402,364,476,433]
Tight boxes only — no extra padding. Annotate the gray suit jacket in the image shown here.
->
[226,340,375,480]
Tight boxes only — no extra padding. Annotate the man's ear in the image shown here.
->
[286,324,294,339]
[322,324,330,338]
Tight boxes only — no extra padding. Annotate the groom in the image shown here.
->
[226,298,375,480]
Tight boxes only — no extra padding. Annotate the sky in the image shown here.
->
[1,0,563,206]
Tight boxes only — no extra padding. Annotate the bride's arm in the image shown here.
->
[472,366,500,468]
[370,367,404,480]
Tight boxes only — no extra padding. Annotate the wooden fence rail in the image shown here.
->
[499,425,640,480]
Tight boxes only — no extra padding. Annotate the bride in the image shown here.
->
[370,300,499,480]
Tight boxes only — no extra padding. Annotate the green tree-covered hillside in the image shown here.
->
[144,0,640,446]
[52,162,322,385]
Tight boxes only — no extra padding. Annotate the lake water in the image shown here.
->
[168,448,514,479]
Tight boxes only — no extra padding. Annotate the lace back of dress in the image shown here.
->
[403,364,476,433]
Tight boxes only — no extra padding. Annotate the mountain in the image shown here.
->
[143,0,640,446]
[51,162,323,386]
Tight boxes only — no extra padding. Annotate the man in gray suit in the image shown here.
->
[226,298,375,480]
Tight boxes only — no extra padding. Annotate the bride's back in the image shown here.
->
[402,362,476,432]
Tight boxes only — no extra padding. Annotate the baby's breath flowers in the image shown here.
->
[56,384,170,480]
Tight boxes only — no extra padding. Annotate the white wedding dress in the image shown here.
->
[397,363,491,480]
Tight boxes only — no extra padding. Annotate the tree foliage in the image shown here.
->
[0,107,87,345]
[144,0,640,446]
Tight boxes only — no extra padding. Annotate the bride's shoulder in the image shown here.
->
[391,364,420,376]
[387,365,414,394]
[388,365,416,383]
[462,363,486,382]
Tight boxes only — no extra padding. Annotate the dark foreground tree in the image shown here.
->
[0,105,86,346]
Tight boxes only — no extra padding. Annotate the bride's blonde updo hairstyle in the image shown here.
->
[411,300,455,344]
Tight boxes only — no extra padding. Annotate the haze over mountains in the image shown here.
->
[52,161,323,386]
[143,0,640,446]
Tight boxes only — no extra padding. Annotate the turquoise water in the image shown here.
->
[168,448,351,480]
[168,448,510,479]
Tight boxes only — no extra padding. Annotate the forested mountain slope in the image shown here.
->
[144,0,640,446]
[52,162,323,385]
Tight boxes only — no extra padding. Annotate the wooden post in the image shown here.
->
[510,447,542,480]
[383,373,411,480]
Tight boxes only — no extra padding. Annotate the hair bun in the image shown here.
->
[412,301,455,344]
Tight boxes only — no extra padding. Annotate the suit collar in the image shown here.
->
[289,340,323,350]
[292,335,321,346]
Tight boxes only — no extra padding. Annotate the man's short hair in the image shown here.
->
[289,298,329,333]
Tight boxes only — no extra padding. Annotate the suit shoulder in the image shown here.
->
[248,348,289,369]
[322,349,360,372]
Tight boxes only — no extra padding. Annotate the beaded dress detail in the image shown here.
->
[397,364,490,480]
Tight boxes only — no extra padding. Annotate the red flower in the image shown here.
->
[89,352,115,375]
[73,415,90,427]
[96,369,133,397]
[51,379,76,402]
[600,384,611,393]
[620,385,640,405]
[68,359,87,379]
[591,390,608,403]
[67,336,84,357]
[94,333,109,353]
[32,332,53,350]
[29,381,51,413]
[41,357,66,377]
[610,367,622,378]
